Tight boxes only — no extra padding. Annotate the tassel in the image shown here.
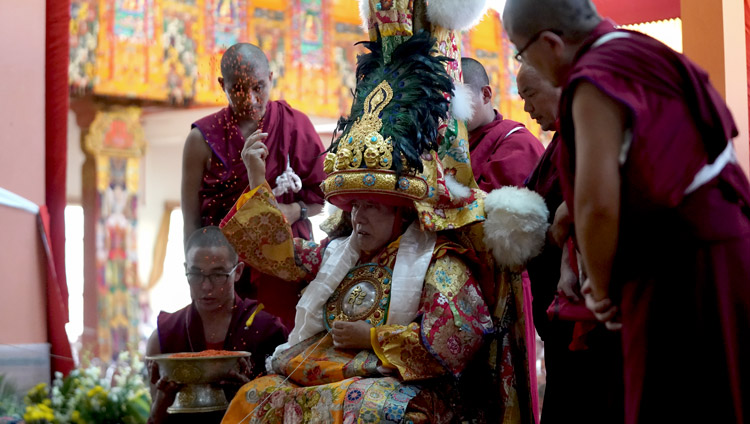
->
[245,303,265,329]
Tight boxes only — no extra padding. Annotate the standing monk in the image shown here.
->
[181,43,326,328]
[503,1,750,423]
[520,64,623,424]
[461,57,544,191]
[462,58,545,416]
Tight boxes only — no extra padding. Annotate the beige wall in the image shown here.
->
[0,0,48,344]
[682,0,750,176]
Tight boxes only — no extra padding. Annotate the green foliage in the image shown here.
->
[0,374,24,418]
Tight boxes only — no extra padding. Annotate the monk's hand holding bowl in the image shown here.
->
[148,361,184,424]
[581,278,622,331]
[332,320,373,350]
[242,130,269,189]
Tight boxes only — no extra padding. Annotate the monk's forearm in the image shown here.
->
[575,194,619,300]
[307,202,323,217]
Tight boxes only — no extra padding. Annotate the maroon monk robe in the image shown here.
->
[557,20,750,424]
[526,131,624,423]
[469,111,545,191]
[157,295,288,378]
[155,296,287,424]
[192,100,326,239]
[193,100,326,329]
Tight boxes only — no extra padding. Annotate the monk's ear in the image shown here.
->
[540,31,565,57]
[218,76,225,91]
[482,85,493,105]
[268,71,274,84]
[233,262,245,283]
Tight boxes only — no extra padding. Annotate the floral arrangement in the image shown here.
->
[22,352,150,424]
[0,374,24,423]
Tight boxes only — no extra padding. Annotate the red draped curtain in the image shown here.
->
[746,0,750,166]
[46,0,74,375]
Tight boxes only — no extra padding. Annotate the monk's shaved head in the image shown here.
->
[503,0,601,42]
[516,64,543,88]
[516,64,561,131]
[220,43,270,82]
[461,57,490,92]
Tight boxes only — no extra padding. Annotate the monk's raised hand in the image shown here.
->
[332,320,373,350]
[242,130,269,188]
[581,278,622,331]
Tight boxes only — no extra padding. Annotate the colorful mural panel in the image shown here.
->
[250,6,289,102]
[205,0,247,53]
[95,0,165,99]
[70,1,529,122]
[332,22,364,116]
[162,1,200,104]
[463,11,546,141]
[113,0,154,41]
[70,0,100,93]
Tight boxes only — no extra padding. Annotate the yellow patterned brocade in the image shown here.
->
[222,374,350,424]
[373,253,492,381]
[373,323,446,381]
[220,183,308,282]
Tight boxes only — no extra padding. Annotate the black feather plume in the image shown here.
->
[328,30,454,175]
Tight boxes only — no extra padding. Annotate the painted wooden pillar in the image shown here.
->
[682,0,750,175]
[78,106,146,360]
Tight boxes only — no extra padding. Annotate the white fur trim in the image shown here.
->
[426,0,489,31]
[483,186,549,268]
[445,174,472,199]
[451,83,475,122]
[359,0,371,32]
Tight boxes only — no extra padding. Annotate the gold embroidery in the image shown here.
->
[321,170,429,201]
[426,255,469,301]
[332,81,395,172]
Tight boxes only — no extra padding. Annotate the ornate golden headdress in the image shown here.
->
[322,31,454,208]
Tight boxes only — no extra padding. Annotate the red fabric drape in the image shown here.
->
[746,0,750,167]
[46,0,73,375]
[592,0,680,26]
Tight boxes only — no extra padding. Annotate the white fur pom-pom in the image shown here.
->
[426,0,489,31]
[483,186,549,268]
[445,174,472,199]
[451,83,475,122]
[359,0,371,31]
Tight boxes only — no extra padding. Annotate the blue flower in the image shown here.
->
[334,175,345,187]
[346,389,362,402]
[398,177,410,190]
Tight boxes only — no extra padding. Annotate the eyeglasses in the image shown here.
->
[514,29,563,62]
[186,263,240,286]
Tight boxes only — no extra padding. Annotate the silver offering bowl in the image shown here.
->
[147,351,251,414]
